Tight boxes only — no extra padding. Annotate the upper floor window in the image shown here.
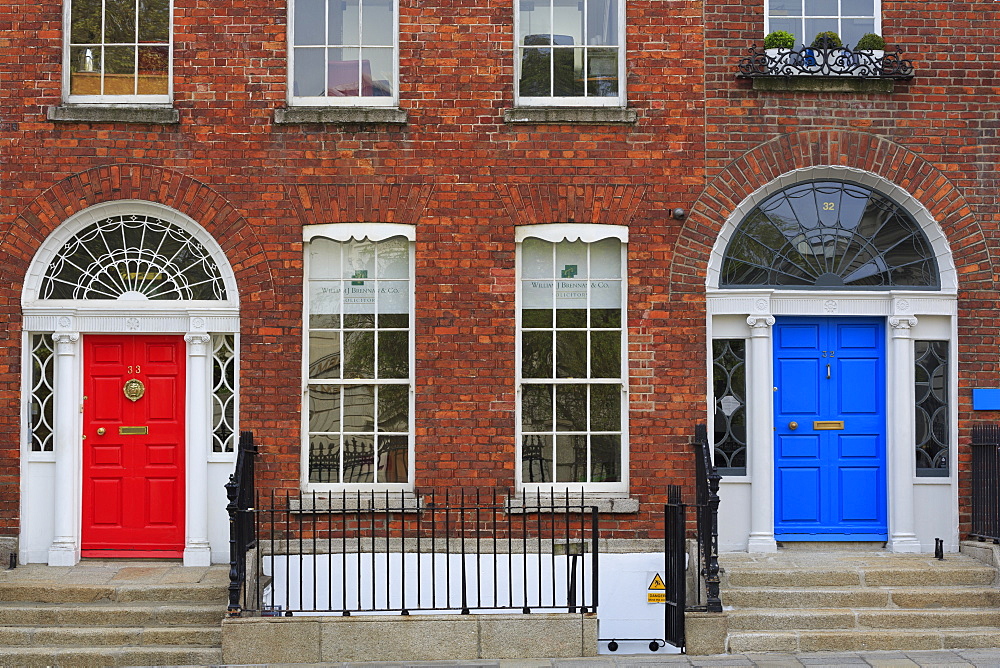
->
[304,226,413,489]
[517,225,628,492]
[66,0,171,103]
[515,0,625,107]
[766,0,879,48]
[290,0,398,106]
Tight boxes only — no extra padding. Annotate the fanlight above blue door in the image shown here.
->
[721,180,939,289]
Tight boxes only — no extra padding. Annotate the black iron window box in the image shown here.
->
[736,44,914,93]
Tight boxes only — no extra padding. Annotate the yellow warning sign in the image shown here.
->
[647,573,666,603]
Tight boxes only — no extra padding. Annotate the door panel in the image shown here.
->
[773,317,887,539]
[82,335,186,556]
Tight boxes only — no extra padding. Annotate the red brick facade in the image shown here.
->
[0,0,996,548]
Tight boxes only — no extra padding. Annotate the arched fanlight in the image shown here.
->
[721,180,939,290]
[40,214,227,300]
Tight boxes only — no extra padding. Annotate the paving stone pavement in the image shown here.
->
[238,649,1000,668]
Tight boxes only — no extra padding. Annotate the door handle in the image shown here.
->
[827,364,831,379]
[97,428,105,436]
[788,421,798,430]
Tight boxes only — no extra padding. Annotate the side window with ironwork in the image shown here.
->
[515,0,625,107]
[67,0,171,103]
[306,235,412,486]
[766,0,878,47]
[915,340,948,476]
[519,236,626,490]
[28,334,55,453]
[712,339,746,476]
[721,181,938,290]
[212,334,237,453]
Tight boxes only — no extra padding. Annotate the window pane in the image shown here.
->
[376,236,409,278]
[523,435,553,482]
[522,238,553,278]
[377,435,408,482]
[296,0,327,45]
[586,0,617,46]
[294,47,327,97]
[309,238,343,278]
[843,0,874,15]
[343,385,375,432]
[842,19,876,48]
[378,385,408,431]
[522,331,553,378]
[309,331,342,379]
[361,47,394,97]
[522,384,554,431]
[553,48,584,97]
[769,18,800,42]
[137,0,169,42]
[309,386,341,432]
[556,308,586,328]
[137,45,168,95]
[519,0,552,44]
[105,0,137,43]
[768,0,802,16]
[552,0,583,45]
[590,330,620,378]
[556,330,587,378]
[310,281,342,322]
[519,47,552,97]
[555,384,587,431]
[309,435,341,483]
[713,339,747,474]
[590,308,620,328]
[523,309,553,328]
[330,0,361,45]
[805,17,838,41]
[590,384,619,431]
[342,435,375,482]
[591,435,620,481]
[344,330,375,378]
[70,47,103,95]
[915,341,949,476]
[377,280,408,314]
[377,331,408,378]
[555,434,586,482]
[379,313,407,328]
[587,49,618,97]
[103,45,136,95]
[804,0,837,15]
[71,0,103,43]
[361,0,393,45]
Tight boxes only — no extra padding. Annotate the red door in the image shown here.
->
[82,335,186,557]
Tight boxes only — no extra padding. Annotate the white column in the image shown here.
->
[184,333,213,566]
[746,315,777,553]
[48,331,81,566]
[888,316,921,553]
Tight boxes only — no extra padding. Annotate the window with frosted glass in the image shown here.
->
[291,0,397,104]
[68,0,171,100]
[519,237,625,486]
[306,236,411,484]
[915,340,948,477]
[712,339,747,476]
[766,0,878,49]
[516,0,623,104]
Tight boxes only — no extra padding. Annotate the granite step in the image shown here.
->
[0,602,226,627]
[0,581,228,603]
[0,624,221,647]
[727,627,1000,653]
[723,586,1000,609]
[727,607,1000,631]
[0,645,223,668]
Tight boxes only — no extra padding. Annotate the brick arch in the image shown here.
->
[4,163,276,311]
[670,130,991,294]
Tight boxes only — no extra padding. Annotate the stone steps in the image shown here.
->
[0,563,228,667]
[720,549,1000,653]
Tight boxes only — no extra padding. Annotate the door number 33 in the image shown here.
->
[127,365,141,373]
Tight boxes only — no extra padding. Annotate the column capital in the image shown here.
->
[746,315,775,334]
[185,332,212,354]
[889,316,918,336]
[52,331,80,352]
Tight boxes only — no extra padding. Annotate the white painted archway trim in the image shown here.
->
[706,168,958,554]
[20,201,240,567]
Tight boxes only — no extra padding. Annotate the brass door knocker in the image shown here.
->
[123,378,145,402]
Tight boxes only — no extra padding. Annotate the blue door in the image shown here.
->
[773,317,887,540]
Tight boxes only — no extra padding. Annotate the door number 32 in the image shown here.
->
[820,351,835,357]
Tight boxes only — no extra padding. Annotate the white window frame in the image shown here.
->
[514,0,627,108]
[764,0,881,48]
[288,0,400,107]
[301,223,415,492]
[515,224,629,493]
[63,0,174,105]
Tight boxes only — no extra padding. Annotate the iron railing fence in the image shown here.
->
[971,424,1000,542]
[663,484,687,651]
[226,431,257,616]
[692,424,722,613]
[230,488,599,617]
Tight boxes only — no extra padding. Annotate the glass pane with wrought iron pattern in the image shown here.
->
[211,335,237,452]
[713,339,747,475]
[915,340,949,476]
[29,334,55,453]
[721,181,939,290]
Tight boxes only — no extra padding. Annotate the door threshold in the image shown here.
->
[776,541,887,551]
[81,550,184,559]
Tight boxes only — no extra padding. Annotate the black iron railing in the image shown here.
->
[971,424,1000,542]
[693,424,722,614]
[226,431,258,616]
[234,488,599,617]
[663,484,687,651]
[737,43,914,79]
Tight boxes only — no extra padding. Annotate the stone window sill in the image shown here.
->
[47,105,179,124]
[290,492,420,513]
[503,107,637,125]
[506,495,639,514]
[274,107,408,125]
[750,77,895,94]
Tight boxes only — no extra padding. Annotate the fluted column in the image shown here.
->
[746,315,778,553]
[48,332,81,566]
[888,316,921,553]
[184,333,213,566]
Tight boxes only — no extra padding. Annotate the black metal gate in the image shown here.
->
[664,484,687,650]
[971,424,1000,542]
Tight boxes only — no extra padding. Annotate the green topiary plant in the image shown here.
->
[855,32,886,50]
[763,30,796,49]
[810,31,842,49]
